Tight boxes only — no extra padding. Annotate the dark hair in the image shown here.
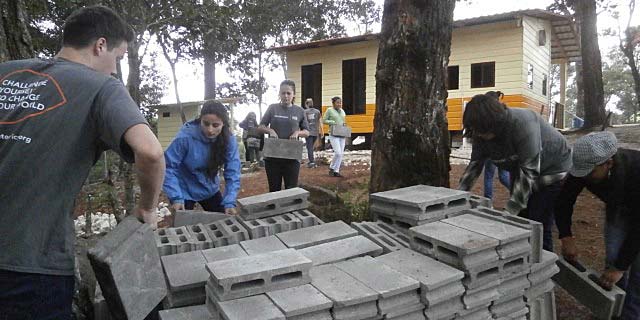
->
[463,94,509,136]
[331,96,341,104]
[62,5,134,50]
[198,101,231,177]
[485,91,504,101]
[280,80,296,104]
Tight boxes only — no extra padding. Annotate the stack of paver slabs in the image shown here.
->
[351,221,409,253]
[205,248,313,320]
[377,249,466,320]
[526,251,560,320]
[369,185,471,233]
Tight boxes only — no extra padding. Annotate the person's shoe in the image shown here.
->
[306,162,317,168]
[329,168,335,176]
[332,171,343,177]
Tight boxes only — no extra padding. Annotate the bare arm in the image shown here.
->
[124,123,165,228]
[257,124,277,137]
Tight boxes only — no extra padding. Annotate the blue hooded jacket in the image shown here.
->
[163,119,241,208]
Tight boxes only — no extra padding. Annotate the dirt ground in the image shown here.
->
[231,161,607,320]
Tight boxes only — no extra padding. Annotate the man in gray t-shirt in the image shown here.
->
[0,6,165,318]
[303,98,323,167]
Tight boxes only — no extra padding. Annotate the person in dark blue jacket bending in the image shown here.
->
[163,101,241,215]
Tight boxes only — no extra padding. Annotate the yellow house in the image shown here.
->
[271,9,580,142]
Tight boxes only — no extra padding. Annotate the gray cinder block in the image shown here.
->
[155,228,177,256]
[203,217,250,247]
[206,248,311,301]
[161,250,208,292]
[527,290,556,320]
[462,278,500,310]
[158,304,211,320]
[330,124,352,137]
[186,223,215,250]
[240,235,287,255]
[217,294,286,320]
[266,284,333,318]
[351,222,406,253]
[173,210,228,227]
[261,213,303,235]
[370,185,470,220]
[383,302,424,318]
[165,226,198,253]
[376,249,465,307]
[276,221,357,249]
[238,187,310,220]
[88,216,167,320]
[423,296,463,320]
[238,218,270,239]
[371,221,411,247]
[469,194,492,209]
[372,209,427,231]
[490,296,526,319]
[456,306,491,320]
[262,137,304,161]
[552,258,625,319]
[298,235,383,266]
[201,244,248,263]
[290,209,324,227]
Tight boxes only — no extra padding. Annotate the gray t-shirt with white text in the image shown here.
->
[304,108,321,136]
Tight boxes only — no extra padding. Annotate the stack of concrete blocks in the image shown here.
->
[205,248,313,320]
[276,221,384,265]
[267,284,334,320]
[88,216,167,320]
[409,221,502,318]
[468,195,492,209]
[552,257,626,320]
[334,256,424,319]
[369,185,471,233]
[160,245,248,309]
[158,305,211,320]
[351,221,409,253]
[377,249,466,320]
[173,210,229,227]
[526,251,560,320]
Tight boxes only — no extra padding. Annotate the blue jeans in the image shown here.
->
[0,269,74,320]
[305,135,317,163]
[520,180,562,252]
[483,160,510,200]
[605,215,640,319]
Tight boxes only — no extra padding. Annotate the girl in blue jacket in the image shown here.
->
[163,101,241,215]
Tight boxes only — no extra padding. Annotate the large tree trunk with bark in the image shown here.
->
[204,48,216,99]
[370,0,455,193]
[0,0,33,62]
[575,0,606,128]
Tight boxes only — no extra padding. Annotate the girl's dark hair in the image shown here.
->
[198,100,231,177]
[331,96,341,104]
[280,80,296,104]
[463,94,509,136]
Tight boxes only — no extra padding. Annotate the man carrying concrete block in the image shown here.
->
[555,131,640,319]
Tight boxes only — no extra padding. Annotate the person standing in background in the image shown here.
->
[303,98,323,168]
[323,96,347,177]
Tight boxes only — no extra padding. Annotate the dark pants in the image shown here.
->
[305,135,317,163]
[0,269,74,320]
[265,158,300,192]
[606,213,640,319]
[518,180,562,252]
[185,191,224,212]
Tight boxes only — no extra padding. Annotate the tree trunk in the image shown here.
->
[575,61,585,119]
[158,34,187,123]
[621,29,640,123]
[204,55,216,99]
[575,0,606,128]
[123,37,143,216]
[370,0,455,193]
[0,0,33,62]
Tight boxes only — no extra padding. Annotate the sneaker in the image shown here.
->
[306,162,317,168]
[329,168,335,176]
[332,171,343,177]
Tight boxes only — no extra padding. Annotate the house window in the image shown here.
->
[542,74,548,96]
[162,112,171,117]
[470,62,495,88]
[342,58,366,115]
[301,63,322,110]
[447,66,459,90]
[527,64,534,89]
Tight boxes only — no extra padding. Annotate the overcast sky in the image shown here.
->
[147,0,639,122]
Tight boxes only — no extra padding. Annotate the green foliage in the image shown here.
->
[603,47,638,123]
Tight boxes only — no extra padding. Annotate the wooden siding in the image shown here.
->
[157,106,199,150]
[522,16,552,118]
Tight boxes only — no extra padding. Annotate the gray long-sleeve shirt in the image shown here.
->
[459,108,571,214]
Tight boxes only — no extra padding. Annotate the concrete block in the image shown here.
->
[260,213,303,235]
[262,137,304,161]
[155,228,177,256]
[334,256,420,298]
[158,304,211,320]
[423,297,463,320]
[330,124,352,137]
[527,263,559,286]
[238,187,310,220]
[88,216,167,320]
[173,210,228,227]
[205,292,221,320]
[309,264,379,307]
[469,195,492,209]
[462,279,500,310]
[238,218,270,239]
[371,221,411,247]
[290,209,324,227]
[377,291,422,315]
[161,250,208,292]
[527,290,556,320]
[384,302,424,318]
[332,301,379,320]
[206,248,311,301]
[165,226,199,253]
[276,220,358,249]
[501,253,531,278]
[289,310,333,320]
[529,250,558,276]
[499,306,528,320]
[490,297,525,319]
[496,275,530,302]
[240,235,287,255]
[372,209,426,232]
[552,258,625,319]
[201,244,248,263]
[266,284,333,317]
[524,279,554,302]
[298,235,383,266]
[390,309,427,320]
[203,217,250,247]
[217,294,286,320]
[163,289,205,309]
[352,222,406,253]
[370,185,471,220]
[186,223,215,250]
[376,249,465,307]
[455,306,491,320]
[409,222,501,289]
[93,284,113,320]
[466,207,543,264]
